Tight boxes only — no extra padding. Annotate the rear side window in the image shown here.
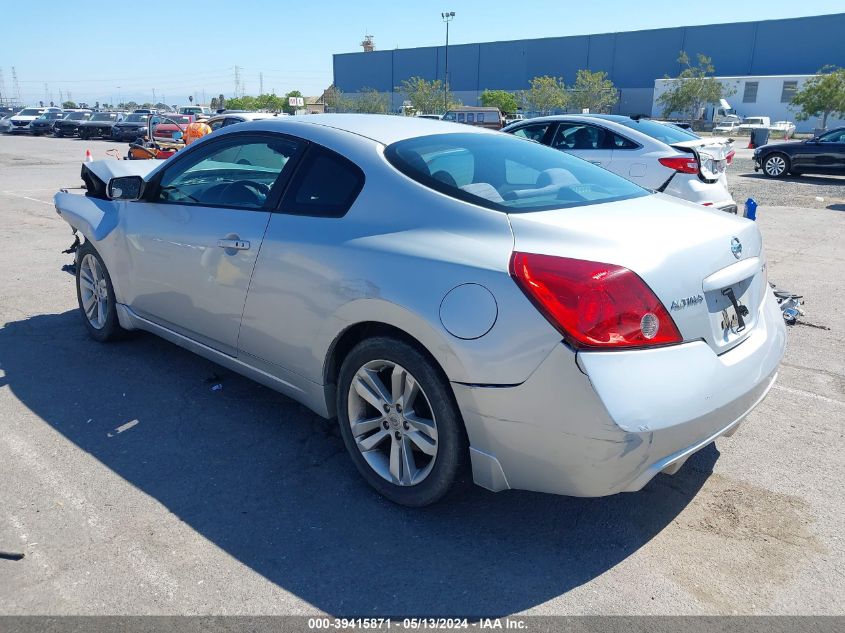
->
[511,123,551,142]
[385,132,646,213]
[281,148,364,218]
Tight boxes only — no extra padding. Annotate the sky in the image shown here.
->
[1,0,842,106]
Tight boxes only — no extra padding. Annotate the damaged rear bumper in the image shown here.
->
[454,292,786,497]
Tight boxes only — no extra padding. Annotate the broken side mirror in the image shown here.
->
[108,175,145,201]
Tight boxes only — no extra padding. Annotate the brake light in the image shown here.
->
[510,252,683,349]
[658,156,699,174]
[726,150,735,165]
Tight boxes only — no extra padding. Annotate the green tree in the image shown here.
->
[657,52,732,121]
[283,90,304,114]
[791,66,845,129]
[62,101,77,109]
[519,76,567,115]
[397,76,459,115]
[480,89,518,114]
[352,87,390,114]
[322,85,347,112]
[568,70,618,113]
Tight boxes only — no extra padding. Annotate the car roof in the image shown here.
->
[245,113,493,145]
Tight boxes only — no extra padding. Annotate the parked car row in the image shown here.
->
[0,105,204,142]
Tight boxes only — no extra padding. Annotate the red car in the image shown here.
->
[152,114,195,142]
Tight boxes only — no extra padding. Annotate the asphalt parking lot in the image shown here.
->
[0,134,843,616]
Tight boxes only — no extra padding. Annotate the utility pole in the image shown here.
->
[234,66,241,98]
[441,12,455,112]
[0,68,6,106]
[259,72,264,95]
[44,83,49,105]
[152,88,156,104]
[12,66,21,105]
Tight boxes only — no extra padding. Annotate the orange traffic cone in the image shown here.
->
[85,149,93,162]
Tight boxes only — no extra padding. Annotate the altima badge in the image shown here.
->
[670,294,704,311]
[731,237,742,259]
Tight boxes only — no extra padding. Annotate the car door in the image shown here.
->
[120,132,306,356]
[547,122,614,168]
[237,144,365,381]
[813,128,845,173]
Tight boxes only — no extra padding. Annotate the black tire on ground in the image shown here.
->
[75,241,125,343]
[336,336,467,507]
[762,152,790,178]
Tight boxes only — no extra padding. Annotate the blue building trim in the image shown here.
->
[333,13,845,113]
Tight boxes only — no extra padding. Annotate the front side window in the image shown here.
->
[385,132,646,213]
[155,135,303,210]
[819,129,845,142]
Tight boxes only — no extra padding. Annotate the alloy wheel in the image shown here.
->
[347,360,438,486]
[764,155,786,176]
[78,253,109,330]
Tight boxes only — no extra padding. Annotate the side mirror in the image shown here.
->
[108,175,145,201]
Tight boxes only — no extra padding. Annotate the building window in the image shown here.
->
[781,81,798,103]
[743,82,759,103]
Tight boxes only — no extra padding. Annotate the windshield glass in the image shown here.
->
[613,118,699,144]
[19,109,43,116]
[91,113,117,121]
[385,132,647,213]
[40,112,64,120]
[163,115,192,124]
[67,112,90,120]
[124,114,149,123]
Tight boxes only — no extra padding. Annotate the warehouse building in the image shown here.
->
[333,13,845,121]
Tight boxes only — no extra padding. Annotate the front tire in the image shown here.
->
[762,153,790,178]
[336,337,466,507]
[75,242,124,342]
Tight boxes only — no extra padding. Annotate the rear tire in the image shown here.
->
[336,336,466,507]
[75,242,125,342]
[762,153,790,178]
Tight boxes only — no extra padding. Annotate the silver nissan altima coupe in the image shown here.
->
[54,114,786,506]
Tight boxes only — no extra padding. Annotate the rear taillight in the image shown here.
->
[726,150,735,165]
[510,252,683,349]
[658,156,699,174]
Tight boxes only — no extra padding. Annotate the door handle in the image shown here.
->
[217,239,250,250]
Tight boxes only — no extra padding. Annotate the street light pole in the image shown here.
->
[441,11,455,112]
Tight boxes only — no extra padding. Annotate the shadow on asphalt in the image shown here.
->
[0,310,719,616]
[737,172,845,185]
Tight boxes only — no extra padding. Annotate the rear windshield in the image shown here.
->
[385,132,646,213]
[67,112,90,120]
[613,118,699,144]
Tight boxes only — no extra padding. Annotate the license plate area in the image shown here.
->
[704,274,761,350]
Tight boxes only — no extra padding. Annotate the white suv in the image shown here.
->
[503,115,738,214]
[6,106,63,134]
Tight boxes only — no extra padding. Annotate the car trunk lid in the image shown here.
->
[671,137,733,181]
[507,194,767,354]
